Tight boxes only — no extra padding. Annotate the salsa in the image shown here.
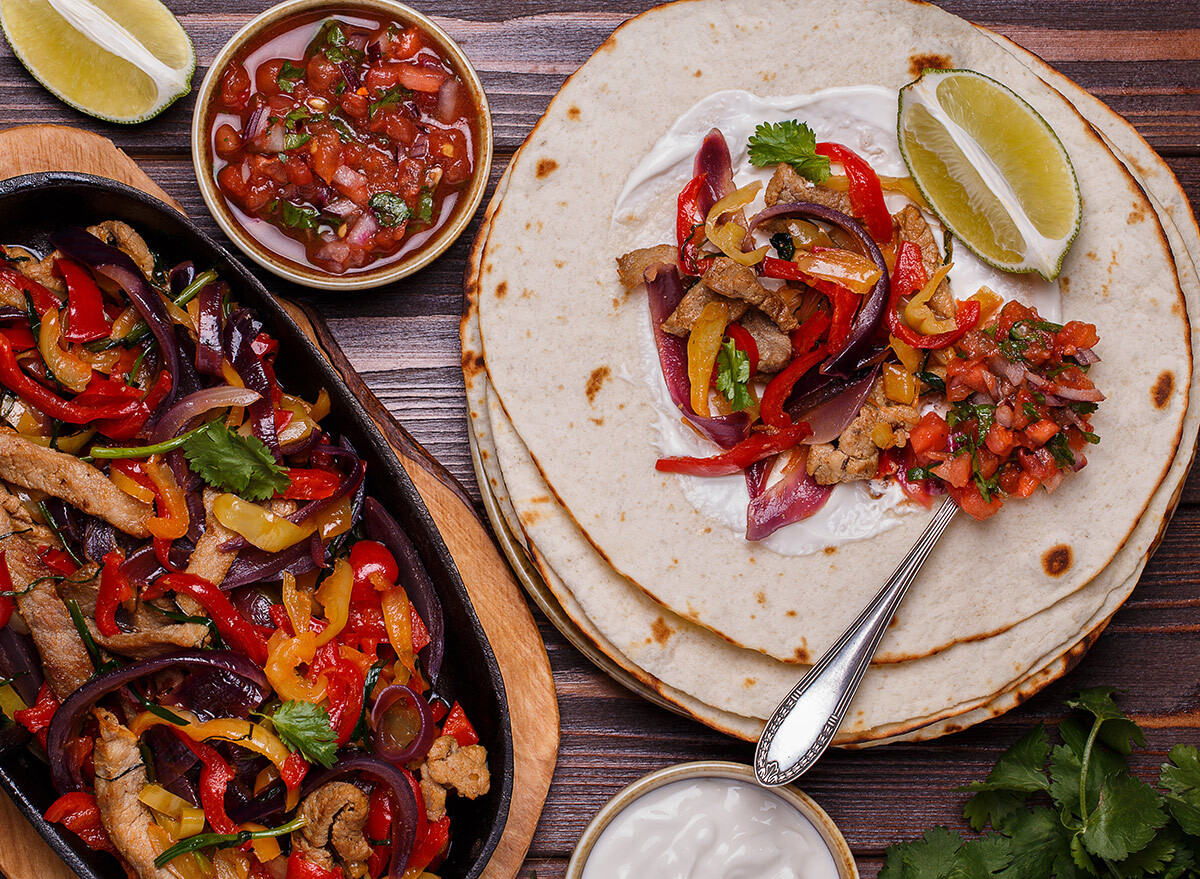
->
[209,11,479,275]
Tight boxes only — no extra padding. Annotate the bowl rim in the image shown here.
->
[190,0,494,290]
[565,760,859,879]
[0,170,514,879]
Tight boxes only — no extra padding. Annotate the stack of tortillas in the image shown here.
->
[461,0,1200,744]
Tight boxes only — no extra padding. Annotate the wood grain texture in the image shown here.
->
[0,0,1197,876]
[0,129,557,879]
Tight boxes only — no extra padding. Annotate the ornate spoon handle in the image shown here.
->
[754,499,958,786]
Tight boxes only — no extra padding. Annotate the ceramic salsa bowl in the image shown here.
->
[191,0,494,289]
[0,172,512,879]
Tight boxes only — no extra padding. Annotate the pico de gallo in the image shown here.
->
[210,11,480,275]
[615,123,1104,536]
[0,223,488,879]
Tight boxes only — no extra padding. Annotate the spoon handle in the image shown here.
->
[754,499,958,786]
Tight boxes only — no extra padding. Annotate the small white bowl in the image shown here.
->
[567,760,858,879]
[191,0,493,290]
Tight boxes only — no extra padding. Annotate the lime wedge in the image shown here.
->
[0,0,194,124]
[898,68,1081,281]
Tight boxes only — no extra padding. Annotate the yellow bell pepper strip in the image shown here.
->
[308,388,331,422]
[144,455,190,541]
[686,301,729,418]
[265,628,328,703]
[904,263,956,334]
[138,784,206,838]
[38,308,94,393]
[314,559,352,647]
[792,247,882,297]
[131,709,306,811]
[704,182,769,266]
[143,573,272,666]
[281,571,312,634]
[373,571,416,677]
[276,394,319,447]
[213,493,315,552]
[241,823,282,863]
[889,334,923,373]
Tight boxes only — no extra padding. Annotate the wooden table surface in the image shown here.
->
[2,1,1199,876]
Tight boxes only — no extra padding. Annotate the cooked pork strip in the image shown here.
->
[0,430,153,538]
[702,258,799,331]
[616,244,678,291]
[94,708,180,879]
[661,282,750,336]
[59,575,207,660]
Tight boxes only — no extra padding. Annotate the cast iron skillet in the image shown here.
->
[0,172,513,879]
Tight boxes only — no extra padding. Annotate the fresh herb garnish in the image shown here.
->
[134,689,190,726]
[155,817,307,868]
[770,231,795,261]
[269,199,322,231]
[283,131,311,150]
[266,700,338,768]
[65,596,120,676]
[917,372,946,394]
[1046,432,1076,468]
[327,113,358,142]
[1023,402,1041,421]
[284,107,312,130]
[415,188,434,225]
[907,465,938,482]
[369,84,413,118]
[714,338,752,412]
[351,659,388,743]
[747,120,830,183]
[368,192,410,228]
[181,420,290,501]
[276,61,306,95]
[881,689,1197,879]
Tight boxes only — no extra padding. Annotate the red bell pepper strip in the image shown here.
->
[15,682,59,749]
[887,242,982,349]
[38,546,78,576]
[95,550,134,638]
[286,853,343,879]
[279,468,340,501]
[366,786,397,879]
[407,815,451,875]
[760,345,829,429]
[172,729,238,835]
[411,605,431,654]
[656,421,813,477]
[813,280,859,356]
[341,603,388,657]
[350,540,399,602]
[144,573,272,665]
[0,267,61,315]
[677,173,713,277]
[0,551,14,630]
[320,657,365,745]
[92,371,173,441]
[442,702,479,747]
[0,324,35,352]
[724,322,759,376]
[44,791,116,853]
[814,142,893,243]
[789,310,830,357]
[56,259,110,344]
[0,333,139,424]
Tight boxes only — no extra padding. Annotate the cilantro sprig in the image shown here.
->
[747,120,830,183]
[714,338,752,412]
[265,700,338,768]
[181,420,290,501]
[882,689,1200,879]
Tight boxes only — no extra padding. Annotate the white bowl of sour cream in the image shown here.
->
[567,761,858,879]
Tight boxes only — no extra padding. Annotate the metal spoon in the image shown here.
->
[754,499,958,786]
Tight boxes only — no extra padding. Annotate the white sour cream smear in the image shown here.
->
[614,88,1062,555]
[580,777,841,879]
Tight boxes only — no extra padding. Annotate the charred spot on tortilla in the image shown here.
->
[744,678,756,688]
[651,617,673,644]
[756,590,766,606]
[823,546,837,555]
[567,105,581,120]
[520,509,541,526]
[694,69,703,78]
[590,417,604,426]
[461,350,485,376]
[495,281,507,299]
[792,645,809,662]
[1153,371,1175,409]
[1042,544,1073,577]
[586,366,612,404]
[536,158,558,178]
[786,610,797,618]
[1129,206,1146,224]
[909,52,953,78]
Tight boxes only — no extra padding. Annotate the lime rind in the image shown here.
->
[0,0,195,124]
[898,68,1082,282]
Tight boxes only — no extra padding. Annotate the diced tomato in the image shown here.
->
[1024,419,1061,446]
[909,412,950,465]
[1056,320,1100,355]
[948,482,1004,521]
[932,454,972,489]
[305,54,341,92]
[985,423,1016,457]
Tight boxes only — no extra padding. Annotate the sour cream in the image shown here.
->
[579,777,841,879]
[612,87,1061,555]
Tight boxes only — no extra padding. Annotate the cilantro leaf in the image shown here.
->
[269,199,323,232]
[283,131,311,150]
[369,191,411,228]
[1068,686,1145,754]
[1110,833,1178,879]
[1160,746,1200,836]
[269,700,337,768]
[897,828,962,879]
[962,789,1026,834]
[369,84,413,118]
[181,420,290,501]
[415,188,434,226]
[953,835,1012,879]
[960,723,1051,795]
[714,338,752,412]
[747,120,831,182]
[1004,806,1085,879]
[1080,771,1168,861]
[277,61,305,95]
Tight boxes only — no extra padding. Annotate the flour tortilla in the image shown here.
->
[475,0,1191,667]
[463,24,1200,740]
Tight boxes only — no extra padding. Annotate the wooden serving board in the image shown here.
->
[0,124,558,879]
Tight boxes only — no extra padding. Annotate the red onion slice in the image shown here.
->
[150,386,262,443]
[694,128,736,216]
[645,264,748,449]
[746,449,833,540]
[791,366,879,444]
[370,684,435,763]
